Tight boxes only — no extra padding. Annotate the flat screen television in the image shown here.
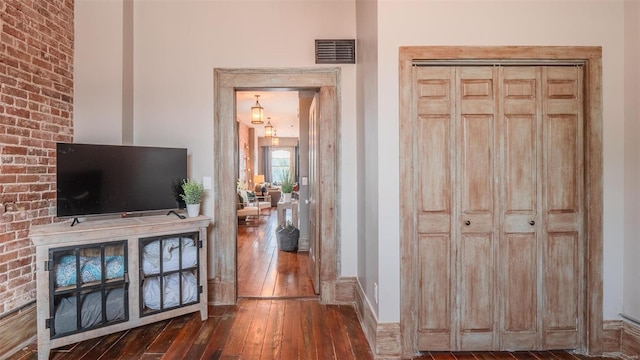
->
[56,143,188,219]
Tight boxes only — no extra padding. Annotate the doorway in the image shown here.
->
[235,89,317,299]
[211,68,341,305]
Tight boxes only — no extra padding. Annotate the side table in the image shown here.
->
[276,200,298,227]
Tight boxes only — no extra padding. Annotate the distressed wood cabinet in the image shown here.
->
[30,215,210,360]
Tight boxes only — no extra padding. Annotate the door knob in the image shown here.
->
[465,220,471,226]
[529,220,535,226]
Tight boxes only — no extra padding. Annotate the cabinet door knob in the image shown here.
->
[465,220,471,226]
[529,220,535,226]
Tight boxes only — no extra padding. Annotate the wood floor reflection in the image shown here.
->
[237,208,316,299]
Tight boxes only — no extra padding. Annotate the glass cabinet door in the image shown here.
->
[139,232,200,316]
[49,241,128,337]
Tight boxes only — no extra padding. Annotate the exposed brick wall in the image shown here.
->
[0,0,74,316]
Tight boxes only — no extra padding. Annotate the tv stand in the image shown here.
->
[30,215,211,360]
[69,217,81,227]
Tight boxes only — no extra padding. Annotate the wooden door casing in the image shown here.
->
[415,65,584,352]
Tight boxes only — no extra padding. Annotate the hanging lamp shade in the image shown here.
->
[272,129,280,146]
[264,118,273,138]
[251,95,264,124]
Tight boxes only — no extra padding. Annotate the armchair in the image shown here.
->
[237,191,260,226]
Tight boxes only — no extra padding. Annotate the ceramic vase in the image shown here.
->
[186,203,200,217]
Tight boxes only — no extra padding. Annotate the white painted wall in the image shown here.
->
[623,0,640,321]
[74,0,124,145]
[374,0,626,322]
[356,0,379,316]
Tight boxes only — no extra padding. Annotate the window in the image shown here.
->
[271,149,291,183]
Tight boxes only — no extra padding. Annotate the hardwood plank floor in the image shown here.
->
[237,209,315,299]
[9,300,374,360]
[8,208,621,359]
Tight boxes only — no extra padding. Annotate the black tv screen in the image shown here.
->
[56,143,188,218]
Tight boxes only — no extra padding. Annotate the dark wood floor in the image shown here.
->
[9,208,620,359]
[237,209,316,298]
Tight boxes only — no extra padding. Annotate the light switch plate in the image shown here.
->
[202,176,212,189]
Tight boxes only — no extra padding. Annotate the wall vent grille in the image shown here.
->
[315,39,355,64]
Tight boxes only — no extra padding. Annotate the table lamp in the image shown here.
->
[253,174,265,194]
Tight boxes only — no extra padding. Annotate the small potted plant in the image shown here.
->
[279,169,294,203]
[180,179,205,217]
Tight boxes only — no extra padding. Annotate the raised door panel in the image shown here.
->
[543,233,580,348]
[542,66,584,349]
[500,233,538,350]
[417,234,452,350]
[459,234,495,350]
[417,115,451,234]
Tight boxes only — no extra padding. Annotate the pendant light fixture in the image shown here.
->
[251,95,264,124]
[272,129,280,146]
[264,117,273,138]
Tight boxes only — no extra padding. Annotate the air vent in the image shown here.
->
[315,39,355,64]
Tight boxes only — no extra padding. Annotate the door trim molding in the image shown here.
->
[211,68,341,305]
[398,46,603,356]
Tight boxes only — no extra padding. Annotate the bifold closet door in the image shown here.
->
[415,65,584,351]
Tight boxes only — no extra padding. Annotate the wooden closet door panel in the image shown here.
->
[415,67,455,351]
[499,67,540,350]
[544,233,580,345]
[417,234,452,350]
[542,66,584,349]
[459,234,495,350]
[457,67,498,350]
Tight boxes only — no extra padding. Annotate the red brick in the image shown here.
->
[2,24,26,42]
[2,164,26,174]
[3,184,29,193]
[5,126,29,136]
[0,134,20,145]
[2,146,27,155]
[26,165,47,174]
[20,137,43,148]
[0,74,18,86]
[0,174,18,183]
[8,275,30,288]
[14,98,28,109]
[18,192,40,202]
[5,106,29,119]
[0,115,17,126]
[8,256,31,270]
[16,118,39,130]
[17,80,40,94]
[6,66,31,83]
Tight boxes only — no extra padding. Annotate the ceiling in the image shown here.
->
[236,90,300,138]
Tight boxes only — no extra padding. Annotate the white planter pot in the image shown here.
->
[282,193,292,203]
[186,203,200,217]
